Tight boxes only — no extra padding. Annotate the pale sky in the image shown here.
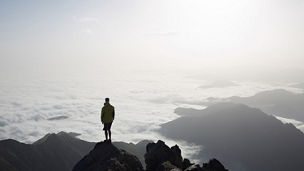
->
[1,0,304,74]
[1,0,304,146]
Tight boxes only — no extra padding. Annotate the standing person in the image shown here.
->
[101,98,115,142]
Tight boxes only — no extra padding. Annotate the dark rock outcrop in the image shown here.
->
[202,159,228,171]
[145,140,182,171]
[156,161,181,171]
[144,140,228,171]
[185,159,228,171]
[72,141,144,171]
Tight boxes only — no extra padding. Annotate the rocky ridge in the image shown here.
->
[73,140,228,171]
[73,141,144,171]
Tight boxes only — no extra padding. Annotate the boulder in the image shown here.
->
[145,140,183,171]
[72,141,143,171]
[202,159,228,171]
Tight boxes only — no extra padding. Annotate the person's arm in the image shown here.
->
[112,107,115,120]
[101,108,104,123]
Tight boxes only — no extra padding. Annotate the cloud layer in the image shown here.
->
[0,70,302,160]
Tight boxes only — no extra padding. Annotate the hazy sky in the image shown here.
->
[1,0,304,154]
[1,0,304,73]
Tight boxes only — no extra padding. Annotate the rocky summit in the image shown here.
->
[73,139,228,171]
[72,141,144,171]
[144,140,228,171]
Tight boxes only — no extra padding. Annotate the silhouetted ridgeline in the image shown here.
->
[0,132,228,171]
[160,103,304,171]
[0,132,94,171]
[204,89,304,122]
[0,132,149,171]
[73,140,228,171]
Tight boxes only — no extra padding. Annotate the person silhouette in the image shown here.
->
[101,98,115,142]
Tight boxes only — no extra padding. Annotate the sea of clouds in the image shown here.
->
[0,69,303,160]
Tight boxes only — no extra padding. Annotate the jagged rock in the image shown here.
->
[184,159,228,171]
[182,158,192,170]
[202,159,228,171]
[72,141,143,171]
[156,161,182,171]
[171,145,183,168]
[145,140,183,171]
[144,140,228,171]
[184,164,202,171]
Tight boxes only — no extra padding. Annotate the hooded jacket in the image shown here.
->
[101,102,115,123]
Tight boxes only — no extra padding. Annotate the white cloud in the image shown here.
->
[73,16,100,24]
[72,16,100,35]
[145,31,179,37]
[275,116,304,132]
[0,70,302,160]
[81,28,93,35]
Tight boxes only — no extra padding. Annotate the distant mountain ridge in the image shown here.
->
[205,89,304,122]
[0,132,150,171]
[160,103,304,171]
[0,132,94,171]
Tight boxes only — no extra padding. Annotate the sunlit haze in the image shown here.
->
[1,0,304,166]
[1,0,304,74]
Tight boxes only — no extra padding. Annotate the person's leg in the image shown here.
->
[105,130,108,140]
[108,130,111,141]
[108,122,112,141]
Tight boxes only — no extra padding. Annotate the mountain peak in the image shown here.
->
[33,131,81,145]
[73,141,144,171]
[160,103,304,171]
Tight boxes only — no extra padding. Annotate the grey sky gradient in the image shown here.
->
[1,0,304,75]
[1,1,304,161]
